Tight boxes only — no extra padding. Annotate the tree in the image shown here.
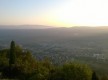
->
[49,63,93,80]
[9,41,16,66]
[92,71,99,80]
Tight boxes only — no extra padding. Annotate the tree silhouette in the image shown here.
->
[92,71,99,80]
[9,41,16,66]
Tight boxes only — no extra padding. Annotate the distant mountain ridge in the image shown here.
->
[1,25,108,29]
[0,25,56,29]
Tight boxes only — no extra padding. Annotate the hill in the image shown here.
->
[0,41,95,80]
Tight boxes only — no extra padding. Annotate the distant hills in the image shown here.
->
[0,25,56,29]
[1,25,108,29]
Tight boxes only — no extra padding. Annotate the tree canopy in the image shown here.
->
[0,41,100,80]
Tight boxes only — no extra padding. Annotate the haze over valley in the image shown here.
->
[0,26,108,75]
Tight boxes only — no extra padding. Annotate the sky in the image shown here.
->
[0,0,108,27]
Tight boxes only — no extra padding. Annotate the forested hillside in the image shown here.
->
[0,41,103,80]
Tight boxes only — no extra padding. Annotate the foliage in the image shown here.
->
[92,71,99,80]
[0,41,101,80]
[9,41,16,65]
[0,49,9,67]
[48,62,92,80]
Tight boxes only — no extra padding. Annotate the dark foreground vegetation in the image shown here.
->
[0,41,107,80]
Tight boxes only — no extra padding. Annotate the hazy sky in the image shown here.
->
[0,0,108,27]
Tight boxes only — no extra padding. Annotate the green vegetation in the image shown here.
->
[92,71,99,80]
[0,41,107,80]
[9,41,16,66]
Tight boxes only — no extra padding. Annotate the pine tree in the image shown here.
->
[9,41,16,66]
[92,71,99,80]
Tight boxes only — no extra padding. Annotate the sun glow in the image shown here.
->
[43,0,108,27]
[1,0,108,27]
